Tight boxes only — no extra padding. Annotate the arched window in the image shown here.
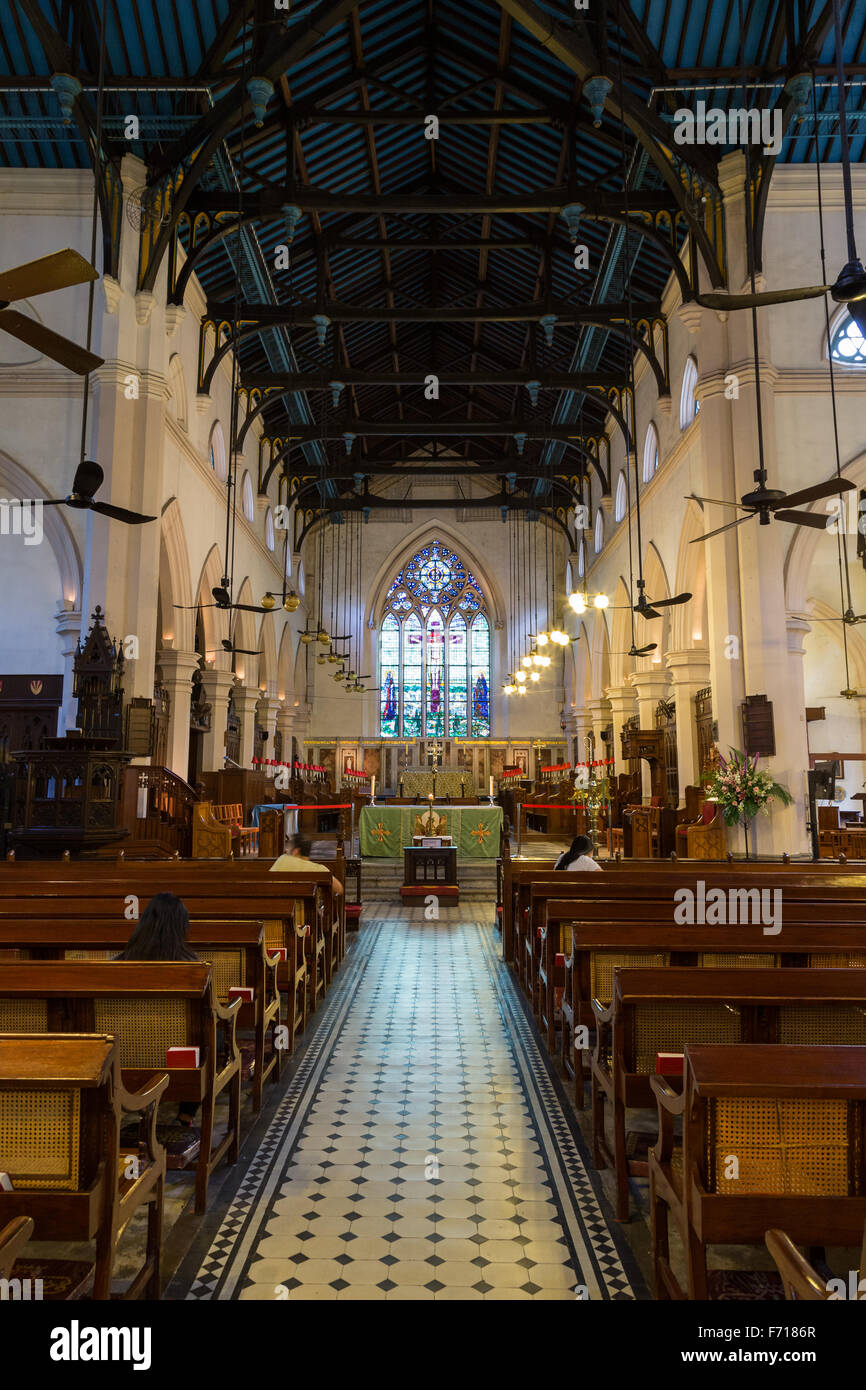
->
[830,310,866,366]
[242,471,255,522]
[643,422,659,482]
[209,422,227,480]
[577,539,586,579]
[594,509,604,554]
[265,508,275,551]
[167,355,187,430]
[378,540,491,738]
[680,356,699,429]
[614,471,628,522]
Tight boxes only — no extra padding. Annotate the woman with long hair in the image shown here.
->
[554,834,603,872]
[116,892,200,1126]
[115,891,199,962]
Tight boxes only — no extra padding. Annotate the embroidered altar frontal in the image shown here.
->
[359,804,503,858]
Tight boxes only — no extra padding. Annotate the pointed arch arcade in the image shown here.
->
[379,540,491,739]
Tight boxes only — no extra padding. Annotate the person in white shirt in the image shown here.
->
[554,834,603,872]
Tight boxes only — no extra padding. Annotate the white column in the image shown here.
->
[157,647,200,778]
[234,684,262,771]
[257,696,281,776]
[200,669,235,773]
[584,697,611,754]
[54,601,82,736]
[629,673,670,799]
[605,684,637,778]
[665,651,712,801]
[276,707,296,769]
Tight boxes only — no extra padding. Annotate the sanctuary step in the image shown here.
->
[359,857,497,899]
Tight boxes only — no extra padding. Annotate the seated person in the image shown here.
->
[554,834,603,872]
[116,892,200,1126]
[271,833,343,898]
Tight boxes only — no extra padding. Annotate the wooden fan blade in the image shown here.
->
[686,493,750,510]
[647,592,692,608]
[696,286,829,310]
[773,509,832,529]
[776,477,854,510]
[91,501,156,525]
[691,514,754,543]
[0,249,98,303]
[232,602,270,613]
[0,309,103,374]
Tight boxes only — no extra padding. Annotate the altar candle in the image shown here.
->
[489,775,494,798]
[370,776,376,798]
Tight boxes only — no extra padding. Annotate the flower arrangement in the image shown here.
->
[705,747,793,858]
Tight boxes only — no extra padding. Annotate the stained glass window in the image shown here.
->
[379,541,491,737]
[379,615,400,738]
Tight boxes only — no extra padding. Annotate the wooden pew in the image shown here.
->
[0,1033,166,1298]
[649,1044,866,1299]
[0,962,240,1214]
[546,914,866,1099]
[0,873,330,1043]
[0,856,347,984]
[592,966,866,1220]
[521,869,866,1004]
[0,919,282,1113]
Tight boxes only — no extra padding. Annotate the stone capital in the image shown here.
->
[786,614,811,658]
[604,684,637,717]
[157,647,201,687]
[629,672,670,703]
[664,648,712,686]
[54,603,82,652]
[233,683,263,718]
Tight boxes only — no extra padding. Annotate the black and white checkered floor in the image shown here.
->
[177,906,643,1301]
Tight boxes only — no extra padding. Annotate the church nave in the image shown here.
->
[175,908,639,1303]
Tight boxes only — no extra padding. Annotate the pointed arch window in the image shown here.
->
[378,540,491,737]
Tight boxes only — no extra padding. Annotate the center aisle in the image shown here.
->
[177,906,643,1301]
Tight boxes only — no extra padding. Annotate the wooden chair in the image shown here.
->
[649,1044,866,1299]
[685,800,727,858]
[0,1033,166,1299]
[191,802,231,859]
[0,962,240,1215]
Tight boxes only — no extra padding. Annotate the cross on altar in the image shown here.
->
[371,821,391,844]
[470,821,491,845]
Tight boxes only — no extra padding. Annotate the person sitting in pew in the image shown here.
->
[554,834,603,872]
[116,891,201,1127]
[270,833,344,899]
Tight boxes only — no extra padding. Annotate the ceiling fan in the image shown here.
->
[174,584,270,615]
[633,578,692,619]
[688,478,854,543]
[44,459,155,525]
[218,638,262,657]
[801,607,866,627]
[0,249,104,375]
[614,641,658,657]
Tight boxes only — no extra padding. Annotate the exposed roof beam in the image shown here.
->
[244,370,624,389]
[207,297,660,324]
[188,186,673,217]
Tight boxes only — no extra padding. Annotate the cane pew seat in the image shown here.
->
[0,1033,166,1298]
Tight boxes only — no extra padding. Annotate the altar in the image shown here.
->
[359,803,503,858]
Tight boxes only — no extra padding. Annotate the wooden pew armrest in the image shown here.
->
[117,1071,170,1114]
[650,1074,684,1166]
[213,995,242,1072]
[591,996,612,1065]
[117,1071,170,1180]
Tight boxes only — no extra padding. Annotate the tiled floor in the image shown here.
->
[178,905,641,1301]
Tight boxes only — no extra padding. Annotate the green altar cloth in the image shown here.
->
[359,804,503,858]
